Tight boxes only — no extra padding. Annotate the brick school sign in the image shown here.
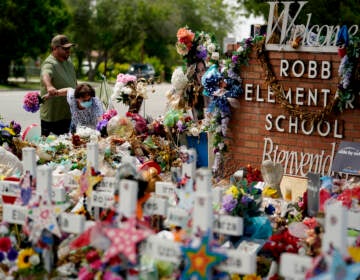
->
[227,1,359,177]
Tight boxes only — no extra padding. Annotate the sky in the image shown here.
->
[224,0,265,41]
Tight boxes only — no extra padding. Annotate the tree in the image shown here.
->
[0,0,70,84]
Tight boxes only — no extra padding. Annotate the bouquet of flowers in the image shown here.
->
[221,174,263,218]
[176,26,220,65]
[96,109,118,137]
[0,119,21,148]
[113,73,148,113]
[23,91,44,113]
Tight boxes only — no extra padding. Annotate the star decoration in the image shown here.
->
[77,167,103,197]
[181,233,227,280]
[103,216,152,264]
[27,198,62,243]
[175,178,195,211]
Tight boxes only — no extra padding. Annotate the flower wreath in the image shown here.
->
[254,28,359,123]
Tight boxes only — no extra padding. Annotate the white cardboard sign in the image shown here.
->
[91,190,114,208]
[279,253,313,280]
[165,207,188,228]
[216,248,256,274]
[213,214,243,236]
[155,181,176,197]
[2,204,27,225]
[143,235,182,263]
[60,212,85,234]
[143,196,168,216]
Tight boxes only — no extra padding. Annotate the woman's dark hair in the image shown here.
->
[74,83,95,99]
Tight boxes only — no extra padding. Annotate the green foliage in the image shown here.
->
[0,0,70,83]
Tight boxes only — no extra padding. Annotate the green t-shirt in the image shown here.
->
[40,55,77,122]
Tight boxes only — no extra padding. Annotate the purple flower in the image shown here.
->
[96,119,108,131]
[196,45,207,60]
[10,121,21,135]
[176,120,186,133]
[222,194,237,212]
[7,247,18,261]
[241,195,252,206]
[232,55,238,63]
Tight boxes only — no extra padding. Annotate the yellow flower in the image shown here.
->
[243,274,261,280]
[231,274,241,280]
[3,127,15,136]
[262,186,280,198]
[17,248,36,270]
[225,185,239,198]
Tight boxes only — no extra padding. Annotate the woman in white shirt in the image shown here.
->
[53,83,104,133]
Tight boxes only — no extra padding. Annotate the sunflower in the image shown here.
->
[17,248,36,270]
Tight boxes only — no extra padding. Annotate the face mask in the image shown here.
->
[80,100,92,108]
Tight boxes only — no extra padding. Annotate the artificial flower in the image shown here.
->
[225,185,240,198]
[243,274,262,280]
[17,248,36,269]
[23,91,44,113]
[0,237,11,252]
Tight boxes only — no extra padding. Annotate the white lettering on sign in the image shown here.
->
[91,191,114,208]
[2,204,27,225]
[266,1,359,51]
[155,181,176,197]
[280,253,312,279]
[216,249,256,275]
[60,213,85,234]
[280,59,331,79]
[143,196,168,216]
[165,207,188,228]
[264,114,343,138]
[213,215,243,236]
[143,235,182,263]
[245,84,334,108]
[262,137,336,176]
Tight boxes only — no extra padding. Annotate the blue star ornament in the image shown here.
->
[180,233,227,280]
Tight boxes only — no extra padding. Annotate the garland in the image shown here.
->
[253,37,359,123]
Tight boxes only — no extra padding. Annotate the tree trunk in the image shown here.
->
[0,57,11,84]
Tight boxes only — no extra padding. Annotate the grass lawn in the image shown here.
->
[0,79,40,91]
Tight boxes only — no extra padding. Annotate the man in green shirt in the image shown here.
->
[40,34,77,136]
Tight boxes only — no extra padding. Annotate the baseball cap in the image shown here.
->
[51,34,75,48]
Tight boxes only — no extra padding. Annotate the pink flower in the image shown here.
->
[116,73,137,84]
[23,91,43,113]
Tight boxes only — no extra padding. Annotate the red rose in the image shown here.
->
[0,237,11,252]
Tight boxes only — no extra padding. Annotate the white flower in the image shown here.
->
[171,68,188,90]
[189,126,200,136]
[218,142,225,150]
[122,86,132,95]
[207,43,216,53]
[136,82,148,99]
[237,46,244,52]
[29,254,40,265]
[211,52,219,60]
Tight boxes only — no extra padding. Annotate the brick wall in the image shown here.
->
[226,48,360,177]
